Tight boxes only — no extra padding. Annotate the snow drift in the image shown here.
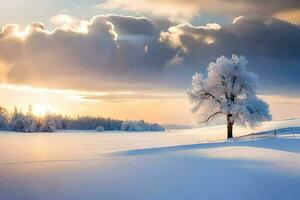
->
[0,119,299,200]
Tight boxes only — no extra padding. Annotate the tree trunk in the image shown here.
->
[227,114,233,139]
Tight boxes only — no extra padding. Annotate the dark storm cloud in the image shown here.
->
[0,15,175,91]
[160,16,300,93]
[0,14,299,95]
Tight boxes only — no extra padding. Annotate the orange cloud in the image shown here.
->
[98,0,300,20]
[274,9,300,24]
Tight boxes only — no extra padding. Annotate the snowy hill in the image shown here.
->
[0,119,300,200]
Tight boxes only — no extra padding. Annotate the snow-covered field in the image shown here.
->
[0,119,300,200]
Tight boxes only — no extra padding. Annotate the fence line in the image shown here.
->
[198,127,300,144]
[235,127,300,141]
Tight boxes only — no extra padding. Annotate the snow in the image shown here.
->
[0,119,300,200]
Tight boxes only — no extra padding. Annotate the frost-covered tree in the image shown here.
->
[187,55,272,139]
[10,108,26,132]
[1,105,163,133]
[0,107,9,130]
[23,105,37,133]
[95,126,105,132]
[10,107,36,132]
[23,116,37,133]
[40,117,56,132]
[121,120,165,132]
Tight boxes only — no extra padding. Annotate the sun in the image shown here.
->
[33,105,51,116]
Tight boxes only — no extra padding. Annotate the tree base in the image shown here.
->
[227,124,233,139]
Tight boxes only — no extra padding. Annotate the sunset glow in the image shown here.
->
[0,0,298,125]
[0,83,299,125]
[32,104,52,116]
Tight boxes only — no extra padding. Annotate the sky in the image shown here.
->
[0,0,299,125]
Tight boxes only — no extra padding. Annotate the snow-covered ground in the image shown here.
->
[0,119,300,200]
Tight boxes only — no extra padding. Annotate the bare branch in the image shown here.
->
[200,111,222,123]
[202,88,222,104]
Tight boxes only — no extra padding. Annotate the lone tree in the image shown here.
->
[187,55,272,139]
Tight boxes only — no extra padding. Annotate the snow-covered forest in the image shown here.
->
[0,106,164,133]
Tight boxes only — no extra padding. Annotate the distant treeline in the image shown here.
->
[0,106,165,133]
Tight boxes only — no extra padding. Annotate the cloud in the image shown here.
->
[0,83,184,103]
[97,0,201,21]
[98,0,300,21]
[50,14,90,33]
[160,23,221,52]
[161,16,300,59]
[51,14,77,26]
[0,14,299,96]
[83,91,185,102]
[159,16,300,93]
[233,16,244,24]
[0,15,176,91]
[274,9,300,24]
